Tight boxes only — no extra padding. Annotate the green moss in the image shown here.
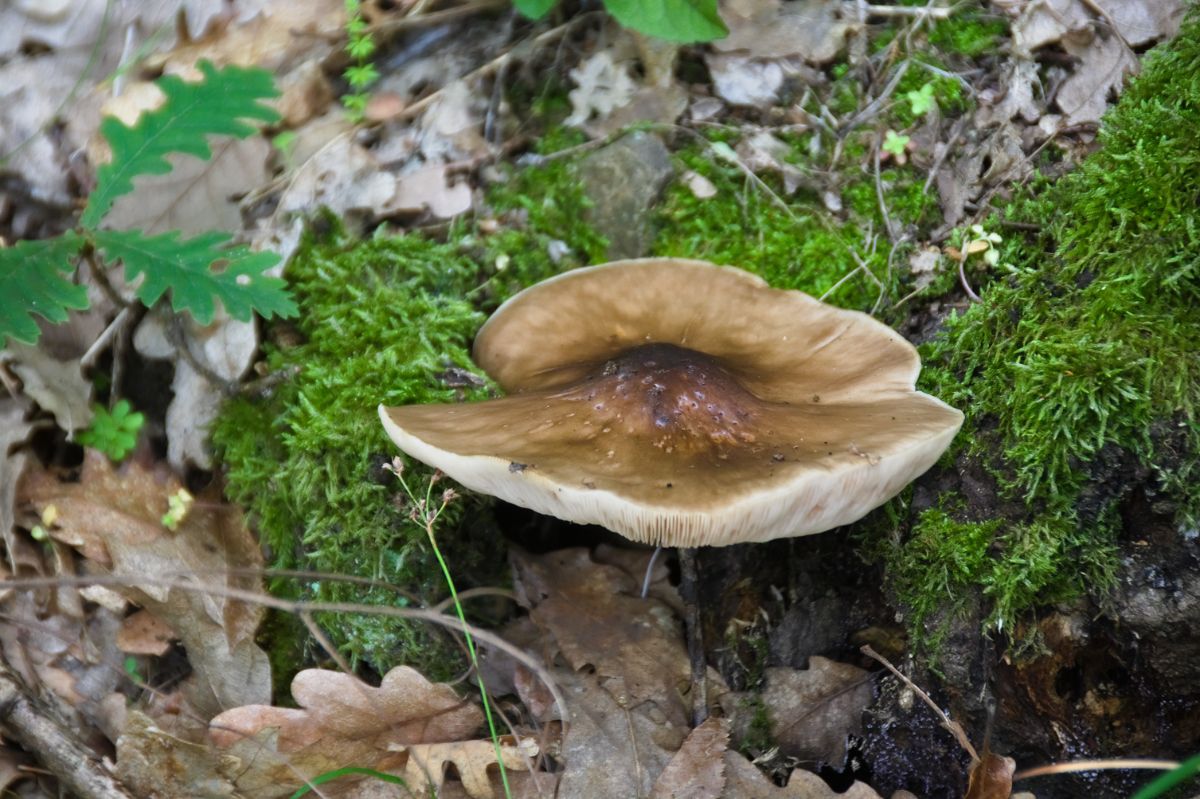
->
[653,138,937,313]
[479,148,608,301]
[213,147,608,682]
[927,7,1008,58]
[875,16,1200,648]
[212,225,497,678]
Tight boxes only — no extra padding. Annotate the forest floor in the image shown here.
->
[1,1,1197,798]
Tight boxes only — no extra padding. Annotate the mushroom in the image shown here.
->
[379,258,963,722]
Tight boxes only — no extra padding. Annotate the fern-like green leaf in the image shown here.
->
[92,229,296,324]
[0,235,87,345]
[82,61,280,229]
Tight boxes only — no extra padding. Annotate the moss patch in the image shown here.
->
[212,227,496,677]
[652,135,938,314]
[874,17,1200,650]
[213,154,605,681]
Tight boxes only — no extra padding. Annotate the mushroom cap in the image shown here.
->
[380,258,963,547]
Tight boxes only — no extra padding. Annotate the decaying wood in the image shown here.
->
[0,666,137,799]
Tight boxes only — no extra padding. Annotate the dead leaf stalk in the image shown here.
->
[860,644,979,762]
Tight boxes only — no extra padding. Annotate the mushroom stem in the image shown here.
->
[678,546,709,726]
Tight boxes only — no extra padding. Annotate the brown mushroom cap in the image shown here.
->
[379,258,963,547]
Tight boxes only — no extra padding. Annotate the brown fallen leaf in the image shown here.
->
[554,662,687,799]
[730,659,872,768]
[18,451,270,716]
[206,665,515,797]
[117,609,176,656]
[964,751,1016,799]
[0,343,93,435]
[512,547,694,727]
[713,0,856,63]
[401,737,539,798]
[651,716,730,799]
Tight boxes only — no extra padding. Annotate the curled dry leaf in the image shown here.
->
[1,400,35,573]
[566,51,638,127]
[722,750,884,798]
[208,665,496,797]
[729,658,873,767]
[0,343,93,435]
[17,450,270,716]
[133,311,261,470]
[401,738,539,799]
[512,548,694,727]
[651,717,730,799]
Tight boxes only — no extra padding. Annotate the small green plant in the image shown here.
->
[882,130,911,159]
[161,487,194,531]
[77,400,145,461]
[515,0,728,43]
[385,459,513,799]
[342,0,379,119]
[905,82,937,116]
[1,61,296,347]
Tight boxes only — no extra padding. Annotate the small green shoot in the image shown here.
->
[162,488,194,531]
[77,400,144,461]
[124,655,145,683]
[905,82,937,116]
[342,0,379,119]
[882,130,910,159]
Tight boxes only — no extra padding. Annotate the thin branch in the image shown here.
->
[0,667,137,799]
[864,3,954,18]
[861,645,980,763]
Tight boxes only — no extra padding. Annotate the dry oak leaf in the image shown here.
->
[17,450,269,715]
[400,737,539,799]
[651,716,730,799]
[208,666,486,796]
[755,658,873,766]
[512,548,694,727]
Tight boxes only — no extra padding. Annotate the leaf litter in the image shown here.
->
[0,0,1192,793]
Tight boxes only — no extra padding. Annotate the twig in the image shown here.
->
[396,16,585,123]
[873,139,898,243]
[956,244,982,303]
[864,3,954,18]
[161,310,239,395]
[0,667,137,799]
[370,0,508,38]
[239,364,300,399]
[923,117,965,195]
[80,307,133,369]
[860,645,979,763]
[840,60,910,133]
[7,572,571,741]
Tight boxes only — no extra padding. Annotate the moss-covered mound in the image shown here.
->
[212,158,603,680]
[884,16,1200,647]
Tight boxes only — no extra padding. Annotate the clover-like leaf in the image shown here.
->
[905,83,937,116]
[91,229,296,324]
[882,130,911,158]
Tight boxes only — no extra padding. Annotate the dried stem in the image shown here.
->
[860,644,980,763]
